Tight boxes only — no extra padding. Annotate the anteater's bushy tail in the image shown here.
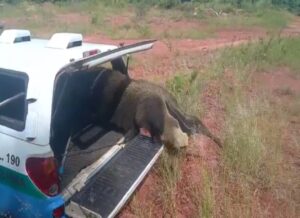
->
[165,100,222,148]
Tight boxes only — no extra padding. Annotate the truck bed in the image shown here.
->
[61,125,123,189]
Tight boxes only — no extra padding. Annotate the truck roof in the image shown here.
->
[0,38,117,76]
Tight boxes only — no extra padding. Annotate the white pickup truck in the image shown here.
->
[0,29,163,218]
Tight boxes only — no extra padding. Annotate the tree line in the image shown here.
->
[1,0,300,14]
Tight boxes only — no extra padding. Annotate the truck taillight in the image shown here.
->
[26,157,60,196]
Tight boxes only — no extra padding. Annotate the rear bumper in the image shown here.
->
[0,182,65,218]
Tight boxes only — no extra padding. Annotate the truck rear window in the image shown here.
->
[0,69,28,131]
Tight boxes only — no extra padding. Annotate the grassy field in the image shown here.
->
[165,37,300,217]
[1,1,299,217]
[0,0,293,39]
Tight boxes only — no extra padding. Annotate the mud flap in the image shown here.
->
[65,135,163,218]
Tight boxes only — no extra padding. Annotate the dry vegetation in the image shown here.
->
[0,0,293,39]
[1,1,299,217]
[164,37,300,217]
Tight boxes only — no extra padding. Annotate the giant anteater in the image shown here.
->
[90,68,222,149]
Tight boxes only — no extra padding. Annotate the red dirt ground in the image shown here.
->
[114,18,300,218]
[85,17,300,80]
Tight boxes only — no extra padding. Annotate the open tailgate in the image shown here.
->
[58,40,156,74]
[65,135,163,218]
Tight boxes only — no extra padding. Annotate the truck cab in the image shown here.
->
[0,29,163,218]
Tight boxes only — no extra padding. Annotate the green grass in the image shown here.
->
[206,9,292,31]
[156,152,183,217]
[216,84,298,217]
[0,1,130,37]
[183,163,216,218]
[215,38,299,217]
[199,169,215,218]
[165,36,300,217]
[218,37,300,77]
[0,1,295,39]
[222,91,283,186]
[166,71,205,117]
[130,195,154,218]
[255,9,292,30]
